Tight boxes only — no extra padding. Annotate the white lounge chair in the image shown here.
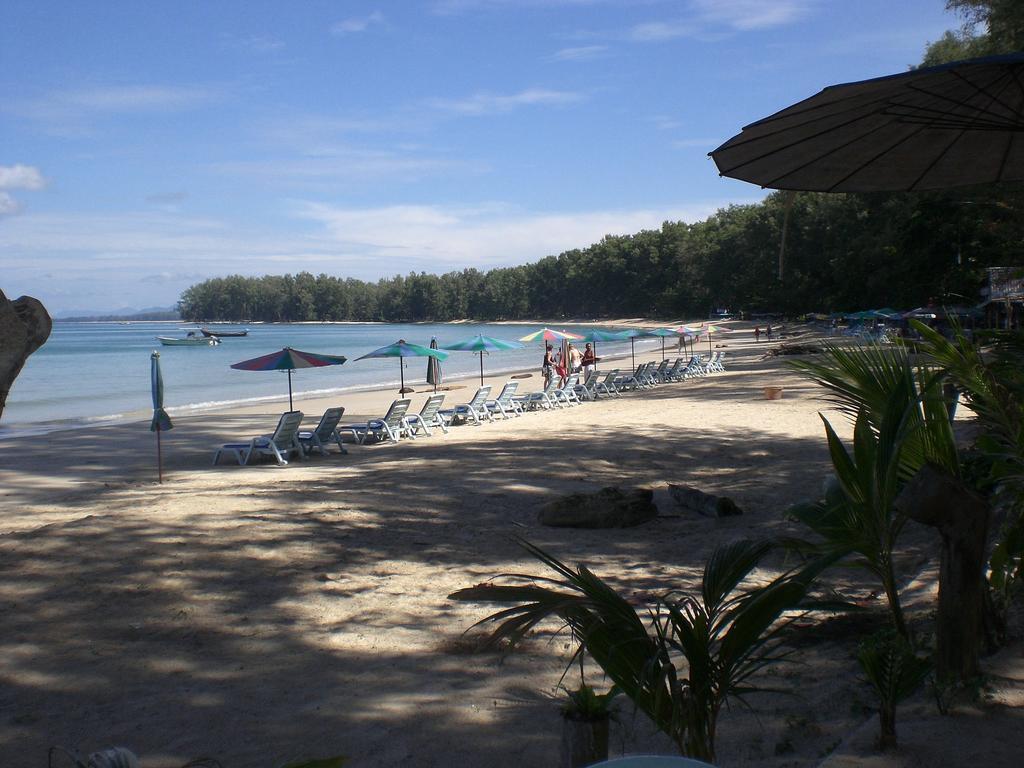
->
[298,406,347,456]
[594,369,621,397]
[514,377,560,410]
[485,382,522,419]
[213,410,305,466]
[552,373,581,406]
[342,399,412,444]
[403,394,448,437]
[441,386,493,425]
[574,370,600,401]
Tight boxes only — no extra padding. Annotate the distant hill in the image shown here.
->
[56,306,180,322]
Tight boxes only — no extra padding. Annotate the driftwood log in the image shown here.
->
[539,487,657,528]
[894,463,989,681]
[668,484,743,518]
[0,289,52,423]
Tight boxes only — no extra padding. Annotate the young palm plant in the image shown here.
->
[449,538,837,763]
[788,342,960,638]
[913,320,1024,637]
[857,629,931,750]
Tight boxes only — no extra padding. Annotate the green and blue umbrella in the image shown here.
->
[150,351,173,483]
[613,328,649,370]
[643,327,686,360]
[441,334,524,385]
[577,329,626,370]
[231,347,348,410]
[355,339,448,394]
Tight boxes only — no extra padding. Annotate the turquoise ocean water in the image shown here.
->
[2,321,663,438]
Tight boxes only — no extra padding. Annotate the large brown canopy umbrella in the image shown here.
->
[710,54,1024,193]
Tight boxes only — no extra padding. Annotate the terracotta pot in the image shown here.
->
[763,386,784,400]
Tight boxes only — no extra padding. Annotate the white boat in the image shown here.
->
[157,335,220,347]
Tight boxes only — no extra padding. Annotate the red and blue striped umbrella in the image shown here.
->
[231,347,347,410]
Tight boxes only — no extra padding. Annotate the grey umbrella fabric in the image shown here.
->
[710,54,1024,193]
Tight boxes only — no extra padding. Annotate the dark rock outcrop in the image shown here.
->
[0,289,52,423]
[668,483,743,517]
[539,486,657,528]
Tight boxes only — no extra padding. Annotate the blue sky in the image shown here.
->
[2,0,959,314]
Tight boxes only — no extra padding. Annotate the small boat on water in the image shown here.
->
[157,335,220,347]
[200,327,248,338]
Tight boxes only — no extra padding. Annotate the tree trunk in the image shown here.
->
[894,464,989,681]
[878,705,898,751]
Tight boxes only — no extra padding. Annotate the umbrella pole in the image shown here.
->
[479,352,484,386]
[661,338,665,361]
[156,425,163,484]
[288,369,294,411]
[400,360,405,394]
[630,337,635,370]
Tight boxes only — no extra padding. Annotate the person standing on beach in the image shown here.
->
[766,323,773,340]
[567,342,582,375]
[542,344,555,388]
[754,326,761,343]
[581,343,597,376]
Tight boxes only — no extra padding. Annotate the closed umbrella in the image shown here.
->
[427,337,443,392]
[356,339,448,394]
[150,351,173,484]
[230,347,348,411]
[441,334,524,386]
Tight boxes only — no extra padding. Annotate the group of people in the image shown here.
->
[542,342,598,387]
[753,323,774,342]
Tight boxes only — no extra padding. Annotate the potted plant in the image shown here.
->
[559,671,620,768]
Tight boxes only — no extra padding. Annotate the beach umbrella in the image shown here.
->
[355,339,448,394]
[613,329,647,370]
[518,327,583,344]
[643,328,684,361]
[426,337,443,392]
[150,351,173,484]
[577,329,623,370]
[710,54,1024,194]
[699,324,731,354]
[441,334,524,386]
[230,347,348,411]
[709,54,1024,283]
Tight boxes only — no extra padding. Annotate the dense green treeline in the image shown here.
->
[179,187,1024,322]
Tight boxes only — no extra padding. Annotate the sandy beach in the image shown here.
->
[1,324,1020,767]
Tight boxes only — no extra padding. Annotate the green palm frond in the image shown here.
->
[450,538,836,761]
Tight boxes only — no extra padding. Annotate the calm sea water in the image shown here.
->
[2,321,663,438]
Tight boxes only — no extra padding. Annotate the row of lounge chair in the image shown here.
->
[212,353,728,466]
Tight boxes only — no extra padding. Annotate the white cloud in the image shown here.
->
[0,192,20,215]
[7,85,219,132]
[0,164,46,217]
[548,45,608,62]
[291,200,732,272]
[429,88,585,115]
[0,164,46,190]
[629,21,695,42]
[689,0,812,31]
[332,11,385,34]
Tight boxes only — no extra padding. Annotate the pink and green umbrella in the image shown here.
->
[518,327,583,343]
[231,347,348,410]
